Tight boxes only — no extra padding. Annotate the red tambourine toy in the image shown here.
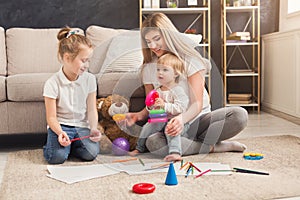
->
[145,90,159,107]
[132,183,156,194]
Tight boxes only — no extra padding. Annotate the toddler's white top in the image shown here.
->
[143,57,211,123]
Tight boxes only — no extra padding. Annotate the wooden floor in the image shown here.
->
[1,111,300,199]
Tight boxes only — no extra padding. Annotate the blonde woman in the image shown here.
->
[125,13,247,161]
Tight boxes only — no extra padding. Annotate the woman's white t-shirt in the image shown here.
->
[142,57,211,124]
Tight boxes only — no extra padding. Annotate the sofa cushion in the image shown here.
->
[184,33,202,45]
[6,73,53,102]
[0,76,6,102]
[6,28,83,75]
[101,31,143,74]
[0,27,6,76]
[86,25,129,47]
[96,72,144,98]
[102,49,143,73]
[6,101,47,134]
[86,25,128,74]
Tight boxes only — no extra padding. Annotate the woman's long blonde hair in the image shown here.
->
[140,13,211,74]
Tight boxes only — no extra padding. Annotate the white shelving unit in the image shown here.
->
[221,0,260,111]
[139,0,211,91]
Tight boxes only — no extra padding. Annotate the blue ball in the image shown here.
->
[112,137,130,156]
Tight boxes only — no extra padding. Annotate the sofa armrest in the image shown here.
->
[0,27,6,76]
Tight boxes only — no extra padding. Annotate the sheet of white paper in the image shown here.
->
[47,164,120,184]
[47,174,87,184]
[46,162,232,184]
[121,163,169,175]
[103,162,232,176]
[101,162,168,175]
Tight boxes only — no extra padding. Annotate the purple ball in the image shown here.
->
[112,137,130,156]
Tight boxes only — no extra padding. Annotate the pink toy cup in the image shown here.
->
[145,90,159,107]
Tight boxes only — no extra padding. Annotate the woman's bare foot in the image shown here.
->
[164,153,182,162]
[212,141,246,153]
[128,149,140,156]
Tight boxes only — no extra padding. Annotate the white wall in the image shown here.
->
[261,29,300,118]
[261,1,300,118]
[279,0,300,32]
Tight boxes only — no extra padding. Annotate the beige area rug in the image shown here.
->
[1,135,300,200]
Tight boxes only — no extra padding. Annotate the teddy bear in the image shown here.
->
[97,94,141,154]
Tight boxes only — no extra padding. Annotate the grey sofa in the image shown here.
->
[0,25,145,136]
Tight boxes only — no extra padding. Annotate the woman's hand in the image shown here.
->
[116,112,139,131]
[58,132,71,147]
[89,129,102,142]
[125,112,139,126]
[165,115,184,136]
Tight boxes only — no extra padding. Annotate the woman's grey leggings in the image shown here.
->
[145,106,248,156]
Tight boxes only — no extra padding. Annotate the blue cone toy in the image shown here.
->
[165,162,178,185]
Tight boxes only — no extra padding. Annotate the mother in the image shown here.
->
[125,13,247,161]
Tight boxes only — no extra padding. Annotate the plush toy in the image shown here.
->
[97,94,141,154]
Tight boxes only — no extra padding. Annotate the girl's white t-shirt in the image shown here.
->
[142,57,211,123]
[43,68,97,128]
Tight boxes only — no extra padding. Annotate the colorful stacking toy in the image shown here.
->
[145,90,168,123]
[243,152,264,160]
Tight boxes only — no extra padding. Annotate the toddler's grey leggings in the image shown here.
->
[145,106,248,156]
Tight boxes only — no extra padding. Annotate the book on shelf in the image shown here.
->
[228,99,252,104]
[228,96,251,101]
[226,40,249,43]
[228,69,253,73]
[229,32,250,37]
[228,93,252,104]
[228,93,252,99]
[227,35,251,41]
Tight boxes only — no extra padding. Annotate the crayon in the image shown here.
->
[185,166,192,178]
[233,167,269,175]
[184,163,191,171]
[195,169,211,178]
[112,157,138,163]
[151,163,170,169]
[138,158,145,166]
[70,135,91,142]
[180,162,189,170]
[189,162,202,172]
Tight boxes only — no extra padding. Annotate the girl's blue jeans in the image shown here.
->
[43,125,100,164]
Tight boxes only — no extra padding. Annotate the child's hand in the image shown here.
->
[164,153,183,162]
[154,97,165,108]
[58,132,71,147]
[89,129,102,142]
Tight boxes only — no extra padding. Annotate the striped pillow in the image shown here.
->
[101,31,143,74]
[103,50,143,73]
